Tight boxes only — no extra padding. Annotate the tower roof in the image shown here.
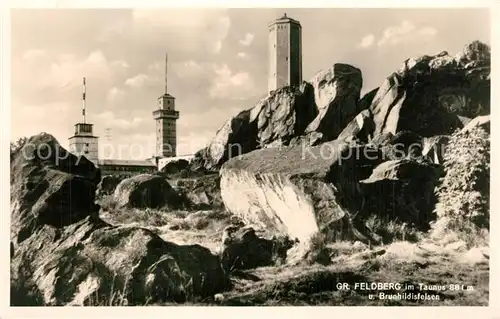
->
[268,13,301,27]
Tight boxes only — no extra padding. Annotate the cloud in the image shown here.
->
[35,50,127,90]
[377,20,437,47]
[418,27,438,36]
[172,60,209,79]
[106,87,126,103]
[172,60,257,100]
[239,33,255,46]
[177,131,212,156]
[204,16,231,54]
[358,34,375,48]
[95,111,146,130]
[11,102,71,148]
[209,64,255,99]
[22,49,46,60]
[237,52,248,58]
[110,60,130,69]
[132,9,230,55]
[124,74,149,88]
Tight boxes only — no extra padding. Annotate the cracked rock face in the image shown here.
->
[368,42,490,138]
[194,63,363,170]
[219,140,384,247]
[10,134,228,306]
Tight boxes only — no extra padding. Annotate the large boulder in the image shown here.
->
[337,109,374,143]
[359,159,443,229]
[112,174,186,209]
[196,83,316,170]
[96,175,127,198]
[10,133,229,306]
[220,226,293,271]
[302,64,363,143]
[220,140,384,247]
[195,63,364,170]
[161,159,190,174]
[369,41,490,138]
[11,218,228,306]
[10,133,100,246]
[174,174,224,210]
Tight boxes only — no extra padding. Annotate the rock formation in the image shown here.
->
[220,140,384,247]
[194,63,362,170]
[112,174,187,209]
[217,41,490,252]
[368,44,490,138]
[220,225,293,271]
[96,175,127,198]
[174,174,224,210]
[10,134,228,306]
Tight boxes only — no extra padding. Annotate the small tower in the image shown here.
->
[69,77,99,164]
[153,54,179,158]
[268,13,303,93]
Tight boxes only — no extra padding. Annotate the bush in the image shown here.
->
[434,126,490,234]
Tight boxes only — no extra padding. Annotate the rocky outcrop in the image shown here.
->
[302,64,363,143]
[10,134,228,306]
[195,83,316,170]
[220,140,384,247]
[359,159,443,228]
[220,226,294,271]
[10,133,100,246]
[160,159,190,174]
[96,175,127,198]
[337,109,374,143]
[112,174,186,209]
[422,135,450,165]
[174,174,224,210]
[462,114,490,133]
[11,218,229,306]
[195,63,365,170]
[369,42,490,138]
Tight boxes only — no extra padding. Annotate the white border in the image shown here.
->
[1,1,498,318]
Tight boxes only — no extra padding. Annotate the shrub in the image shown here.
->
[433,126,490,236]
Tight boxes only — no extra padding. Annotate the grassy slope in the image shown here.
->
[98,197,488,307]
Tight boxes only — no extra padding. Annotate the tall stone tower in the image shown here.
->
[268,13,302,93]
[69,77,99,164]
[153,54,179,158]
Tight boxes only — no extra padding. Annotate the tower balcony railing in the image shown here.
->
[153,109,180,119]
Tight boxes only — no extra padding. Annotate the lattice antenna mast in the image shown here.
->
[164,54,168,94]
[82,77,87,123]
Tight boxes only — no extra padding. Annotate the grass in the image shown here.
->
[206,238,488,306]
[364,214,424,243]
[93,192,488,307]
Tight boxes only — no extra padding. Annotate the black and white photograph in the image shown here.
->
[2,3,496,311]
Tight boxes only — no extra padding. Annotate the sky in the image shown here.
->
[10,8,490,160]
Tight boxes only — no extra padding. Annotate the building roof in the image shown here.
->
[97,159,156,167]
[158,93,176,99]
[268,13,301,26]
[68,135,98,139]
